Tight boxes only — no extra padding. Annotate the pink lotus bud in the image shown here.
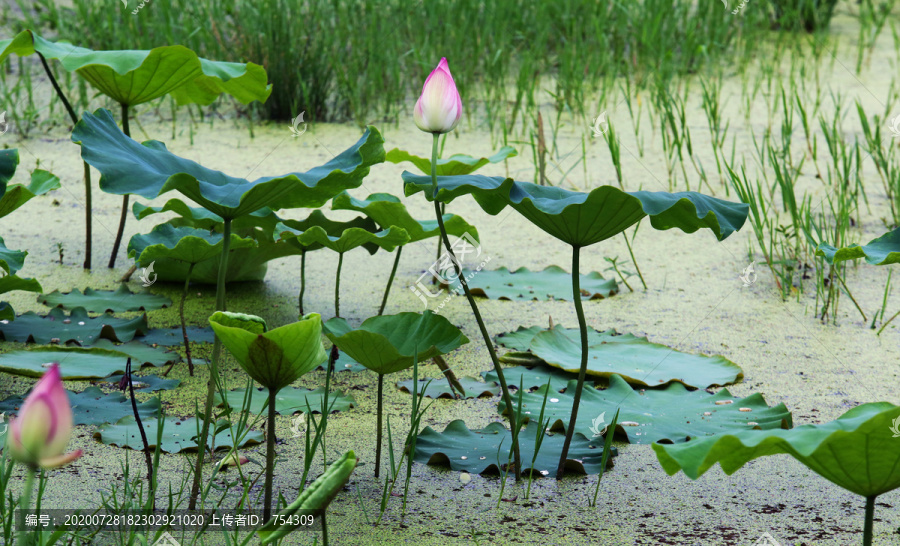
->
[414,58,462,134]
[5,363,82,469]
[219,452,250,468]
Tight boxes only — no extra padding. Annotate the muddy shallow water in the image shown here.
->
[1,11,900,546]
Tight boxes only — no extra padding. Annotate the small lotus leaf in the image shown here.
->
[216,387,356,415]
[500,375,792,444]
[403,173,748,247]
[314,350,368,373]
[816,226,900,265]
[274,210,380,254]
[0,347,157,379]
[444,265,617,301]
[100,374,181,392]
[653,402,900,498]
[93,416,263,453]
[139,326,216,346]
[396,377,500,399]
[414,420,616,475]
[482,364,583,393]
[73,109,385,220]
[37,285,171,313]
[88,339,181,368]
[324,311,469,375]
[128,224,257,266]
[276,223,410,254]
[0,307,148,345]
[0,165,61,221]
[386,147,517,176]
[331,192,478,243]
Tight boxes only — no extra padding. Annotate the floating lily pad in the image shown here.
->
[99,374,181,392]
[481,364,583,393]
[444,266,618,301]
[37,285,171,313]
[314,351,367,373]
[0,347,158,379]
[496,326,547,351]
[139,326,216,346]
[653,402,899,498]
[503,325,743,389]
[69,387,161,426]
[499,375,792,445]
[89,339,181,368]
[414,420,616,476]
[397,377,500,399]
[0,307,148,345]
[94,416,263,453]
[215,387,356,415]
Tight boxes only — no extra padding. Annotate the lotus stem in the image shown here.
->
[17,465,36,546]
[299,249,306,316]
[379,246,403,316]
[189,217,232,510]
[264,387,278,522]
[36,52,93,270]
[335,252,344,318]
[126,358,154,506]
[375,374,384,478]
[428,133,521,480]
[556,245,588,479]
[108,102,132,268]
[863,495,876,546]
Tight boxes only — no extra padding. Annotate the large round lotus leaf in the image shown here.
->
[0,346,159,379]
[397,377,499,399]
[94,416,263,453]
[128,224,256,266]
[414,420,616,475]
[0,31,271,107]
[37,285,171,313]
[216,387,356,415]
[331,191,478,244]
[816,226,900,265]
[73,109,385,220]
[0,387,159,426]
[139,326,216,346]
[500,375,792,445]
[89,339,181,368]
[482,364,583,393]
[653,402,900,498]
[520,325,743,389]
[276,223,410,254]
[403,172,748,247]
[0,307,148,345]
[386,146,517,176]
[100,374,181,392]
[444,265,617,301]
[323,312,469,375]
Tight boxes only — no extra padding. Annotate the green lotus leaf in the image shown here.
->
[0,386,160,426]
[444,265,618,301]
[94,416,263,453]
[397,377,499,399]
[0,31,271,107]
[216,387,356,415]
[132,199,283,235]
[495,326,548,351]
[0,275,43,321]
[402,173,748,246]
[386,146,517,176]
[323,311,469,375]
[652,402,900,498]
[209,312,326,392]
[140,326,215,346]
[482,364,584,393]
[414,420,616,475]
[276,210,380,254]
[73,108,385,219]
[128,224,257,267]
[816,227,900,265]
[88,339,181,368]
[276,223,410,254]
[314,350,367,373]
[0,149,16,189]
[0,237,27,276]
[0,346,159,379]
[500,375,791,444]
[0,168,61,221]
[331,192,478,243]
[100,374,181,392]
[504,324,743,389]
[37,285,171,313]
[0,307,148,345]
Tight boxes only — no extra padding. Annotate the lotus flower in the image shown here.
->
[5,363,82,469]
[414,58,462,134]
